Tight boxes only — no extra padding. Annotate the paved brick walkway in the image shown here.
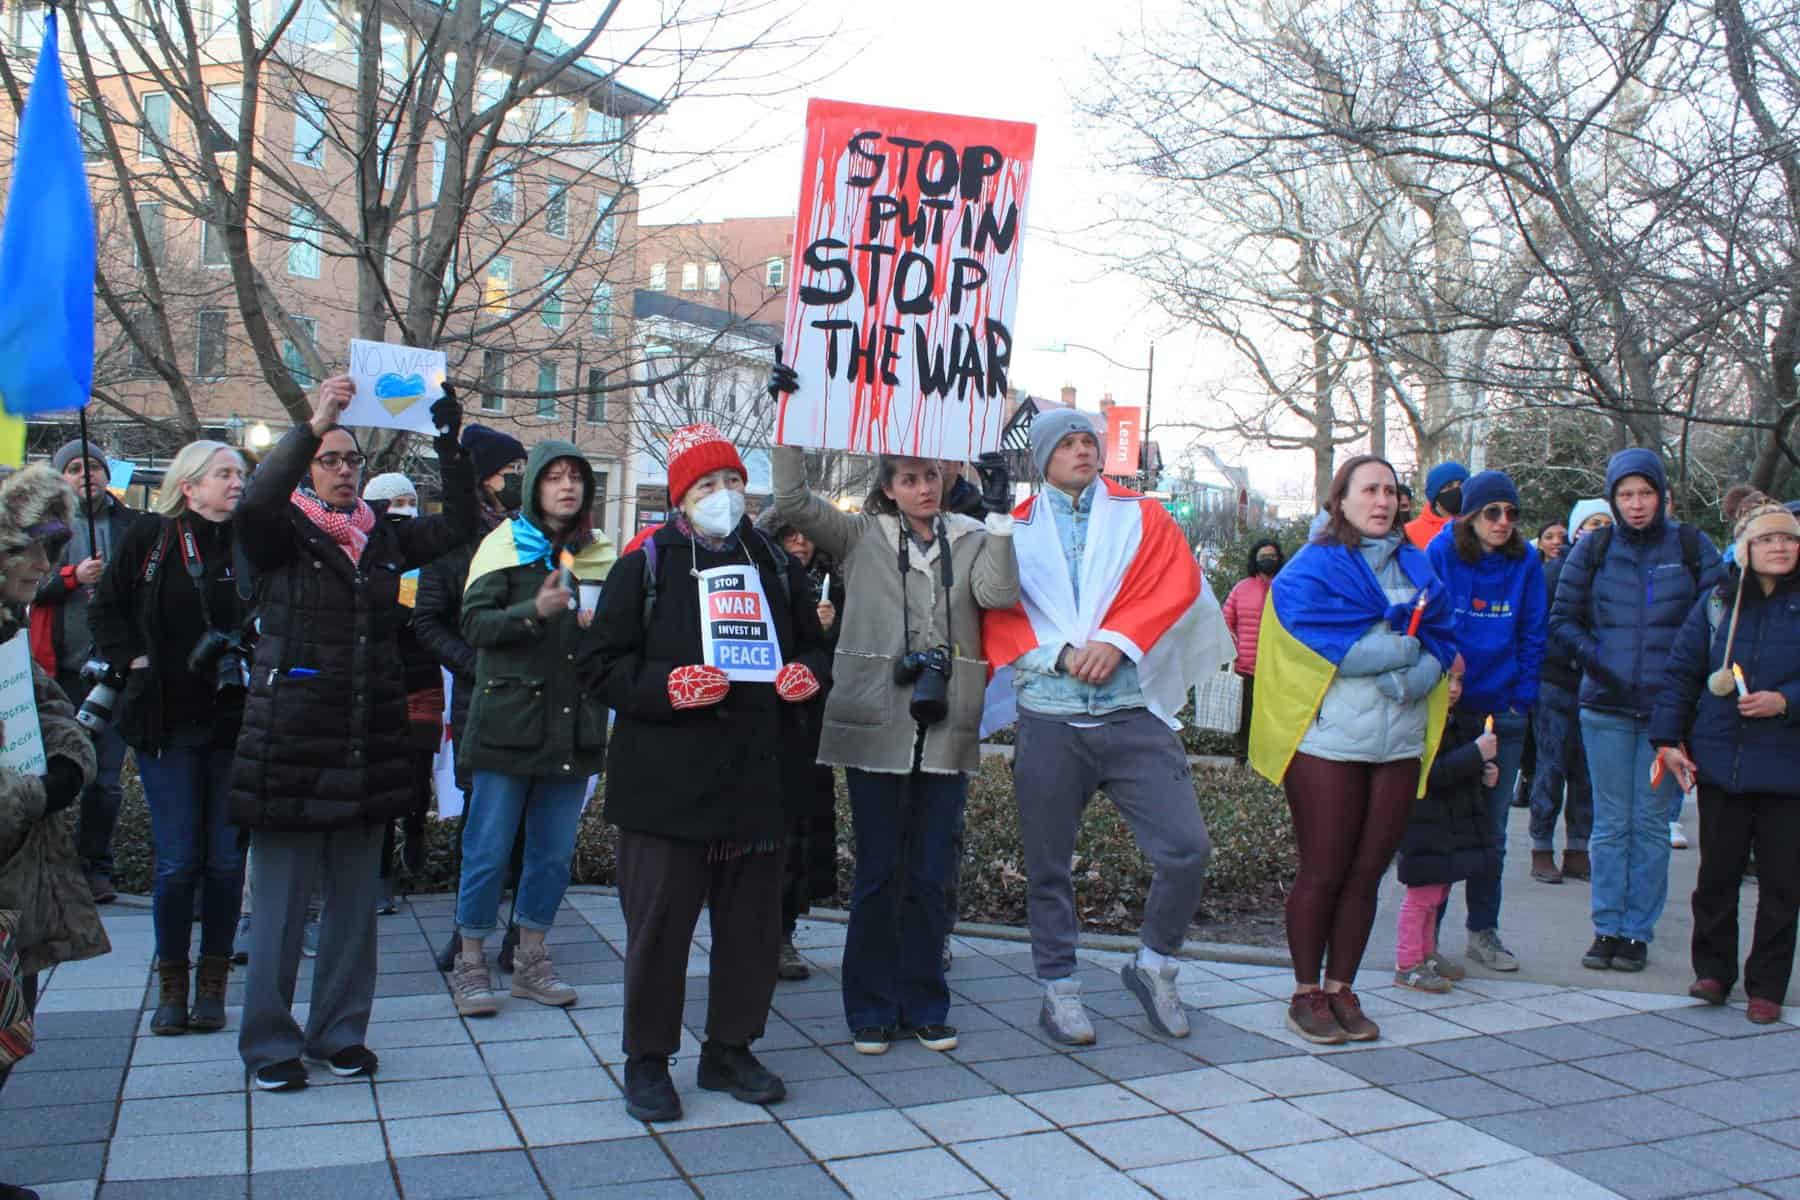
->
[8,887,1800,1199]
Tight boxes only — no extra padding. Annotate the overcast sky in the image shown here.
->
[625,0,1317,504]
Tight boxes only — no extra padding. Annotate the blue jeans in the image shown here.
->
[1581,710,1680,943]
[1529,682,1592,852]
[842,768,966,1031]
[1460,709,1529,933]
[455,772,588,938]
[137,744,244,962]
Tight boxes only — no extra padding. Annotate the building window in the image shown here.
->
[78,101,105,161]
[765,257,785,289]
[431,139,446,199]
[545,178,568,238]
[134,202,164,268]
[287,205,321,278]
[489,166,515,223]
[290,0,336,46]
[483,255,512,310]
[206,85,242,154]
[590,466,608,528]
[649,261,666,291]
[6,2,45,53]
[379,22,409,83]
[591,282,612,337]
[282,315,318,387]
[537,96,573,140]
[680,262,698,291]
[479,350,506,412]
[703,261,721,292]
[195,309,227,379]
[535,361,558,418]
[541,271,563,329]
[293,94,327,167]
[593,203,617,252]
[585,367,606,424]
[201,211,229,268]
[139,92,170,161]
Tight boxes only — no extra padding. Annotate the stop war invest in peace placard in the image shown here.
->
[777,99,1036,461]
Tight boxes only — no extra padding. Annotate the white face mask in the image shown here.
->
[386,504,417,519]
[691,487,745,538]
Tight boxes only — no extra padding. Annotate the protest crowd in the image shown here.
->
[3,364,1800,1198]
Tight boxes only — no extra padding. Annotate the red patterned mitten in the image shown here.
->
[775,662,821,703]
[668,664,730,711]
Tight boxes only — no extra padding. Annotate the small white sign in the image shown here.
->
[345,339,447,435]
[696,564,784,682]
[0,631,46,776]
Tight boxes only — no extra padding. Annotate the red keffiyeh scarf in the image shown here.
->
[291,486,376,562]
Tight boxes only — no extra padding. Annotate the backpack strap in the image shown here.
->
[640,536,660,630]
[1677,521,1703,588]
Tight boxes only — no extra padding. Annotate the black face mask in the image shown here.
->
[1436,486,1463,516]
[1256,557,1279,576]
[498,473,524,512]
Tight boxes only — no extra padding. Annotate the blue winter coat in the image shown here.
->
[1426,530,1548,716]
[1649,573,1800,797]
[1548,449,1723,719]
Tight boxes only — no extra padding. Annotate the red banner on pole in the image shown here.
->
[1104,405,1142,477]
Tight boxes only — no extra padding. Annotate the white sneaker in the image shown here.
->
[1039,978,1096,1045]
[1670,821,1690,849]
[1121,960,1191,1038]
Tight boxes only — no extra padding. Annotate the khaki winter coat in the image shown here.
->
[771,446,1020,775]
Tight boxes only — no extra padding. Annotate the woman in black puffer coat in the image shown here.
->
[229,376,475,1092]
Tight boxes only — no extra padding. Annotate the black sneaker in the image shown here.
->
[697,1041,786,1105]
[912,1024,959,1052]
[852,1026,892,1055]
[1582,935,1620,970]
[623,1056,682,1123]
[315,1045,379,1077]
[1612,939,1648,972]
[253,1059,308,1091]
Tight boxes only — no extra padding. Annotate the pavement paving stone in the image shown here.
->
[3,1064,125,1107]
[825,1146,986,1200]
[1290,1087,1443,1135]
[373,1073,504,1119]
[1414,1034,1551,1073]
[1120,1065,1272,1111]
[105,1130,247,1180]
[1467,1107,1639,1156]
[1553,1144,1738,1200]
[248,1120,386,1173]
[1441,1157,1627,1200]
[248,1079,376,1127]
[951,1129,1145,1197]
[1183,1097,1340,1151]
[694,1162,851,1199]
[1650,1128,1800,1185]
[1129,1153,1305,1199]
[384,1108,523,1157]
[1485,1061,1637,1105]
[1249,1136,1420,1194]
[660,1122,812,1175]
[768,1071,891,1119]
[529,1138,679,1191]
[0,1100,117,1148]
[1390,1073,1546,1119]
[1357,1120,1530,1175]
[901,1094,1055,1143]
[1326,1047,1465,1087]
[247,1162,400,1199]
[785,1107,935,1159]
[398,1149,553,1199]
[1067,1112,1230,1168]
[92,1177,247,1200]
[1576,1048,1723,1091]
[864,1062,999,1107]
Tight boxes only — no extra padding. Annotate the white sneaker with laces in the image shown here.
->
[1039,978,1096,1045]
[1121,960,1191,1038]
[1670,820,1690,849]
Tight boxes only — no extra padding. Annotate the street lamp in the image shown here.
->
[1039,340,1156,483]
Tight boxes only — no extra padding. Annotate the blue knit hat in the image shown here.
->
[1423,461,1469,502]
[1459,470,1520,516]
[460,424,526,481]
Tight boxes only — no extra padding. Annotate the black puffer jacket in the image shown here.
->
[227,425,476,831]
[413,541,478,734]
[595,518,831,844]
[1396,708,1500,887]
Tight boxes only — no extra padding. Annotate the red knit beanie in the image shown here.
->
[666,423,747,507]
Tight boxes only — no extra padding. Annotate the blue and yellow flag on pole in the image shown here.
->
[1248,539,1456,798]
[0,10,96,462]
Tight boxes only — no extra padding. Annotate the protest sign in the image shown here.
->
[107,458,134,493]
[0,630,45,775]
[696,565,784,683]
[345,339,446,435]
[1104,406,1143,477]
[778,99,1036,461]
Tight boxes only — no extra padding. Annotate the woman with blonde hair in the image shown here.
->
[91,439,251,1036]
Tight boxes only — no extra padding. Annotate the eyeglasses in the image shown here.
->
[1480,504,1519,523]
[1750,532,1800,548]
[313,452,367,471]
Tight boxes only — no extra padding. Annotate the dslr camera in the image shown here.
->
[892,644,953,726]
[75,658,129,733]
[188,628,251,695]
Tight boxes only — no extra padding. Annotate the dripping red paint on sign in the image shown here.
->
[777,98,1036,460]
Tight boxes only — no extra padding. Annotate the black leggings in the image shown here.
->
[1283,753,1419,986]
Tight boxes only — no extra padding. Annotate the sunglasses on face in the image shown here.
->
[313,452,367,471]
[1481,504,1519,523]
[1751,532,1800,549]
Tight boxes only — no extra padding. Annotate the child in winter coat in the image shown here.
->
[1394,655,1502,992]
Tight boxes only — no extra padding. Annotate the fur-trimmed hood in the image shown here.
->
[0,465,76,595]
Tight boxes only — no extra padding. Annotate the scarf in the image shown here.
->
[672,510,736,554]
[291,483,376,562]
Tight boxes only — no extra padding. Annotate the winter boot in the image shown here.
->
[1561,849,1591,880]
[190,955,231,1031]
[152,959,190,1036]
[1530,850,1563,884]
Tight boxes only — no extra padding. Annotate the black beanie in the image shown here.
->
[460,424,526,481]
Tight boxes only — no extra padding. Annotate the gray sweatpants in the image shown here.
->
[1013,707,1211,980]
[238,824,385,1072]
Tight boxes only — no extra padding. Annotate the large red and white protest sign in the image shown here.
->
[777,99,1036,461]
[1104,405,1143,477]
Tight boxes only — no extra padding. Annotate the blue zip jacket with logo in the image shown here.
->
[1426,530,1548,716]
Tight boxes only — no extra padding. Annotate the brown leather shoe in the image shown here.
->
[1748,997,1783,1025]
[1687,977,1728,1006]
[1530,850,1564,884]
[1326,988,1380,1041]
[1561,850,1590,880]
[1285,991,1347,1045]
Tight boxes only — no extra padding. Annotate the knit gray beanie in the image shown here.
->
[1029,408,1101,478]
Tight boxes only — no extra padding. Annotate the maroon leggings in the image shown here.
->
[1283,753,1420,986]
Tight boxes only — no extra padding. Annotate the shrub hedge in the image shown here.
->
[108,744,1295,934]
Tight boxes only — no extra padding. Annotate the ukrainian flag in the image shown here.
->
[0,10,95,456]
[1249,541,1455,798]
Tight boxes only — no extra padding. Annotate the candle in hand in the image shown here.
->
[558,549,576,591]
[1732,662,1748,698]
[1484,715,1494,735]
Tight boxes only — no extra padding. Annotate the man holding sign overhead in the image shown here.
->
[593,423,830,1123]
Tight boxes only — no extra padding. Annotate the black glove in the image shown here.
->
[430,383,464,447]
[975,452,1011,516]
[767,348,799,402]
[41,755,85,815]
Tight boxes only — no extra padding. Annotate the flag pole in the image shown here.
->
[78,402,96,551]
